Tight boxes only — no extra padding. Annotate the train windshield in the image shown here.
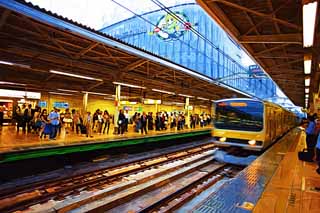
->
[214,100,263,131]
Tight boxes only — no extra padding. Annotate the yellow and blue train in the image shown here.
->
[212,98,298,151]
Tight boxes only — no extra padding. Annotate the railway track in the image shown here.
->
[0,142,245,213]
[0,142,220,212]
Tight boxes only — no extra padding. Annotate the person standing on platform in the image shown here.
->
[48,107,60,140]
[124,110,129,132]
[102,110,110,134]
[84,111,93,138]
[148,112,153,130]
[15,106,24,132]
[63,108,72,134]
[315,129,320,174]
[71,109,76,132]
[118,109,125,135]
[141,112,148,135]
[24,104,33,133]
[0,106,4,128]
[96,110,103,134]
[306,114,317,155]
[190,114,196,129]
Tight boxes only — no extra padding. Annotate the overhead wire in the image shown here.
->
[150,0,272,89]
[110,0,270,94]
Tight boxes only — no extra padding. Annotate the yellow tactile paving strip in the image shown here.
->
[254,131,320,213]
[0,125,212,154]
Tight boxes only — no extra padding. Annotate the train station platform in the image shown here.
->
[0,126,211,164]
[194,127,320,213]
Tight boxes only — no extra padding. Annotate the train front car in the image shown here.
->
[212,98,265,151]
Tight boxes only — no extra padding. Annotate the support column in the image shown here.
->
[82,92,88,115]
[185,97,190,128]
[114,85,121,128]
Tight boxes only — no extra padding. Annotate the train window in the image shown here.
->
[214,100,263,131]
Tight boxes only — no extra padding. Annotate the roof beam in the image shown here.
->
[268,58,303,69]
[257,55,301,59]
[243,0,290,35]
[196,0,268,69]
[239,34,302,44]
[269,69,303,73]
[76,42,99,59]
[87,81,104,91]
[209,0,301,30]
[0,9,10,30]
[124,59,147,71]
[255,43,290,55]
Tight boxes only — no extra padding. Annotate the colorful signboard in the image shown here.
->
[38,101,47,108]
[149,12,196,41]
[53,102,69,109]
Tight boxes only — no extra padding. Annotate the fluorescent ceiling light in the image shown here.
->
[82,91,110,96]
[0,60,13,65]
[50,70,103,81]
[0,81,26,86]
[49,92,73,96]
[303,1,318,47]
[305,88,309,93]
[151,88,175,95]
[0,60,30,68]
[103,97,114,100]
[304,58,312,75]
[305,77,310,87]
[197,97,209,101]
[0,99,13,102]
[178,93,194,98]
[113,82,146,89]
[111,95,129,99]
[57,89,79,93]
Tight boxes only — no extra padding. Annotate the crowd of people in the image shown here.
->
[301,113,320,175]
[10,104,211,140]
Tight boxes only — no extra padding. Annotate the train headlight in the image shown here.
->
[219,137,226,142]
[248,140,256,145]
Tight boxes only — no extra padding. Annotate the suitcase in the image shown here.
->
[298,149,314,162]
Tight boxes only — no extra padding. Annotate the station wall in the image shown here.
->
[38,93,211,117]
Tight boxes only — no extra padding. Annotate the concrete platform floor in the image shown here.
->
[193,128,320,213]
[0,124,211,154]
[254,130,320,213]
